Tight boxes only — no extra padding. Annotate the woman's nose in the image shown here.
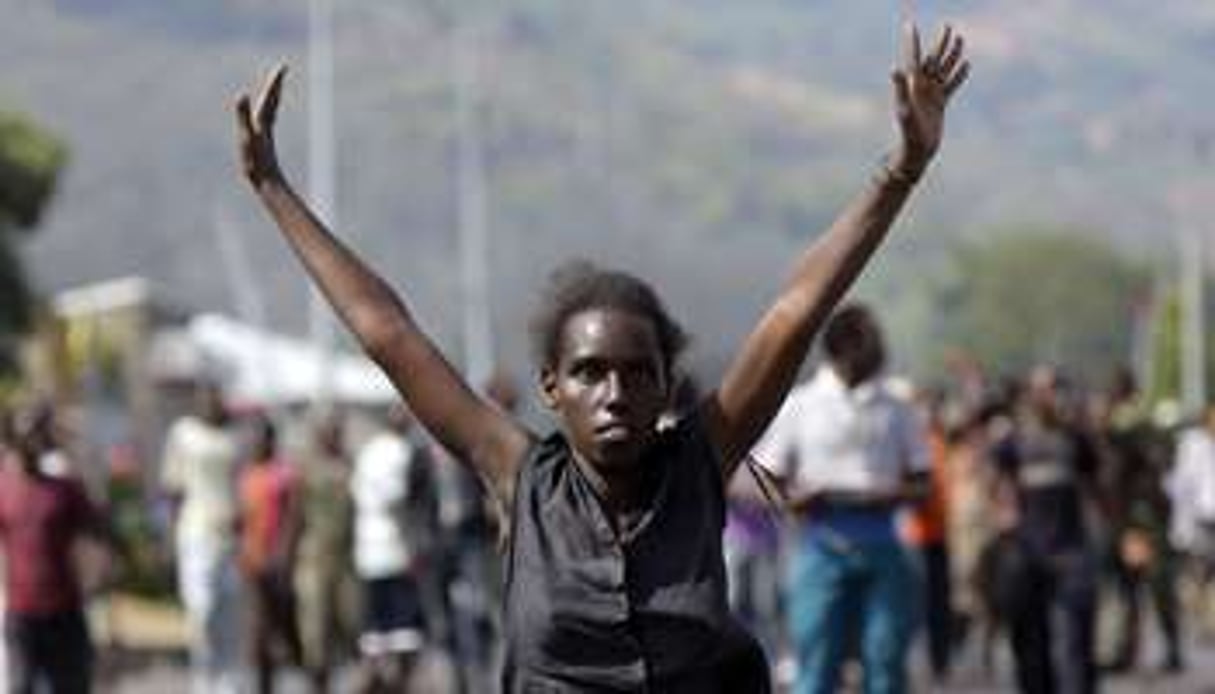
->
[603,371,626,403]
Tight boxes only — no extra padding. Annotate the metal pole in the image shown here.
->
[452,20,495,388]
[309,0,337,403]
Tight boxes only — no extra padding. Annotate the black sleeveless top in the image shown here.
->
[501,412,769,693]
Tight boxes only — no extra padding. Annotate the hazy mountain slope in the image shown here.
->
[2,0,1211,375]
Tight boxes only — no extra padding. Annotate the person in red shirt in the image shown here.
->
[0,404,113,694]
[238,415,301,694]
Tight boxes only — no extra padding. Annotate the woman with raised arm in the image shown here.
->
[235,22,967,693]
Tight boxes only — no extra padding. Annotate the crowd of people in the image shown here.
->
[7,323,1215,693]
[0,384,510,694]
[726,307,1215,692]
[159,383,513,694]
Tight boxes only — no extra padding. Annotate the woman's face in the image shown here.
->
[541,307,670,474]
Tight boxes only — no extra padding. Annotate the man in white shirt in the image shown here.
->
[753,304,928,694]
[1169,406,1215,556]
[351,403,429,691]
[1168,404,1215,639]
[160,382,242,694]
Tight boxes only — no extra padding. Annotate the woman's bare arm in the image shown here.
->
[704,24,970,477]
[234,66,532,499]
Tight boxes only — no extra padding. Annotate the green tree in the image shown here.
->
[0,109,67,345]
[938,228,1148,383]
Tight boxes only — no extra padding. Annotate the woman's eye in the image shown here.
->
[573,363,604,382]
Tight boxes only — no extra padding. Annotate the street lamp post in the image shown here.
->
[308,0,338,403]
[452,18,495,389]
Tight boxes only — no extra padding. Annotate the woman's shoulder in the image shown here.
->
[511,431,572,498]
[666,406,717,453]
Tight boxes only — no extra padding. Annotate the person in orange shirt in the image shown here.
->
[902,391,954,681]
[238,415,302,694]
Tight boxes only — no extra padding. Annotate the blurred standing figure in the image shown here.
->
[239,416,302,694]
[723,472,784,658]
[1167,404,1215,640]
[292,411,355,694]
[351,404,428,692]
[0,406,12,694]
[901,391,954,681]
[161,383,242,694]
[1100,368,1182,673]
[754,304,930,694]
[942,406,999,673]
[0,405,113,694]
[990,367,1104,694]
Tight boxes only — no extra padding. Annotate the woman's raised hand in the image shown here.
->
[235,64,288,188]
[890,23,969,180]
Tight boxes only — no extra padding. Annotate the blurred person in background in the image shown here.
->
[0,403,115,694]
[1098,367,1182,674]
[291,410,356,694]
[901,388,954,682]
[161,382,242,694]
[238,415,302,693]
[942,402,1000,675]
[1167,403,1215,641]
[989,366,1105,694]
[350,404,429,692]
[723,467,784,661]
[753,304,930,694]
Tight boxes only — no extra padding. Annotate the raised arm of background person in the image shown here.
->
[234,66,532,501]
[704,23,970,478]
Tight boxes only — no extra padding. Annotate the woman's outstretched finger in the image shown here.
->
[901,22,922,73]
[235,94,255,135]
[939,34,965,76]
[255,66,287,130]
[929,25,952,68]
[945,60,971,98]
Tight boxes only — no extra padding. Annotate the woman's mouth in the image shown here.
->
[594,422,633,442]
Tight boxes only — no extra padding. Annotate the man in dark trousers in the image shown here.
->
[991,367,1105,694]
[754,305,930,693]
[1100,368,1182,673]
[0,404,114,694]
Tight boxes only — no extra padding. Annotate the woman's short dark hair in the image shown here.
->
[529,260,688,376]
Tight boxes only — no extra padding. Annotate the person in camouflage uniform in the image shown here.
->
[1100,368,1183,673]
[291,411,357,693]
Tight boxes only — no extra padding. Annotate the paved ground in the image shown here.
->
[102,637,1215,693]
[920,593,1215,694]
[922,636,1215,694]
[100,650,458,693]
[93,590,1215,693]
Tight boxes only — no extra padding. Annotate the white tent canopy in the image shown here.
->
[151,313,396,406]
